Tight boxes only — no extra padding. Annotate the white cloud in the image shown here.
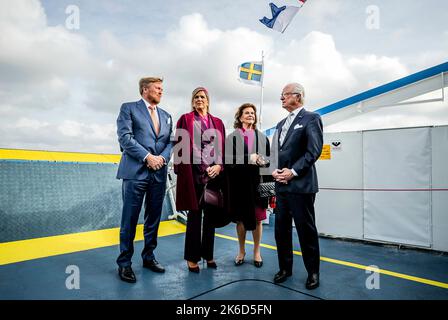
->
[0,0,46,31]
[166,13,221,52]
[267,31,358,108]
[57,120,115,140]
[302,0,342,24]
[0,118,117,153]
[0,0,94,122]
[1,1,446,153]
[0,1,92,81]
[87,13,274,124]
[347,55,408,88]
[16,118,49,130]
[58,120,83,137]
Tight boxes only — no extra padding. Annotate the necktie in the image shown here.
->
[279,112,294,145]
[149,106,160,135]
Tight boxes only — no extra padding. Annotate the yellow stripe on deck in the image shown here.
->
[0,148,121,163]
[216,233,448,290]
[0,220,186,265]
[1,224,446,290]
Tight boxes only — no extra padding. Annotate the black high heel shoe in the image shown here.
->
[206,261,218,269]
[234,253,246,266]
[254,260,263,268]
[187,261,200,273]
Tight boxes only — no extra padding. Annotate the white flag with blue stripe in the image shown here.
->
[259,1,306,33]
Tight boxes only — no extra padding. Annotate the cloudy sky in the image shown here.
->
[1,0,447,153]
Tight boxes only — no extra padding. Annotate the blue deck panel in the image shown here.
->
[0,223,446,300]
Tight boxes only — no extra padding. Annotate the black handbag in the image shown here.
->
[257,175,275,198]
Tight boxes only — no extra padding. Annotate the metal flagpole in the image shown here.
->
[259,50,265,130]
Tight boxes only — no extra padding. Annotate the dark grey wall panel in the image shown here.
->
[0,161,172,242]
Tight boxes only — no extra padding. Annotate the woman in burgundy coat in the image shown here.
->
[173,87,226,273]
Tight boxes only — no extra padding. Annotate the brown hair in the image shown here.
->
[139,77,163,95]
[233,103,257,129]
[191,87,210,113]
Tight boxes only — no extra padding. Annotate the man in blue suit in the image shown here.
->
[271,83,323,289]
[116,77,173,283]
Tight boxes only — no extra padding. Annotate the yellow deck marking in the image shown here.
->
[215,233,448,289]
[0,223,446,289]
[0,148,121,163]
[0,220,185,265]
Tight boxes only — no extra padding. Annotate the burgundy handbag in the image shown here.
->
[200,178,230,228]
[201,184,224,208]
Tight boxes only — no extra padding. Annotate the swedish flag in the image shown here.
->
[238,61,263,86]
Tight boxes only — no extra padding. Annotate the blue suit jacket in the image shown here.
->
[116,99,173,181]
[272,108,323,194]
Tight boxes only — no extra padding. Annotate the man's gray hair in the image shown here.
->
[290,83,305,104]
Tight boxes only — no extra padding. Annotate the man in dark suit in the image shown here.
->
[271,83,323,289]
[116,77,173,283]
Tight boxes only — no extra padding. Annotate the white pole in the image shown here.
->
[259,50,265,130]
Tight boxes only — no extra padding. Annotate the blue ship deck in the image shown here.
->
[1,220,446,301]
[0,151,446,316]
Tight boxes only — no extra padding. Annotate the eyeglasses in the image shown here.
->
[280,92,300,99]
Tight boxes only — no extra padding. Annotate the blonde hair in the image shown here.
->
[191,87,210,113]
[139,77,163,95]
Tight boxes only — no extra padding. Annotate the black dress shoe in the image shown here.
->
[118,266,136,283]
[273,270,292,283]
[305,273,320,290]
[254,260,263,268]
[206,261,217,269]
[143,259,165,273]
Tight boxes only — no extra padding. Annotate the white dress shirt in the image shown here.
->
[282,106,304,177]
[142,98,166,165]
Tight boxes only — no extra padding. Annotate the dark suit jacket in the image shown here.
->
[272,108,323,194]
[116,99,173,182]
